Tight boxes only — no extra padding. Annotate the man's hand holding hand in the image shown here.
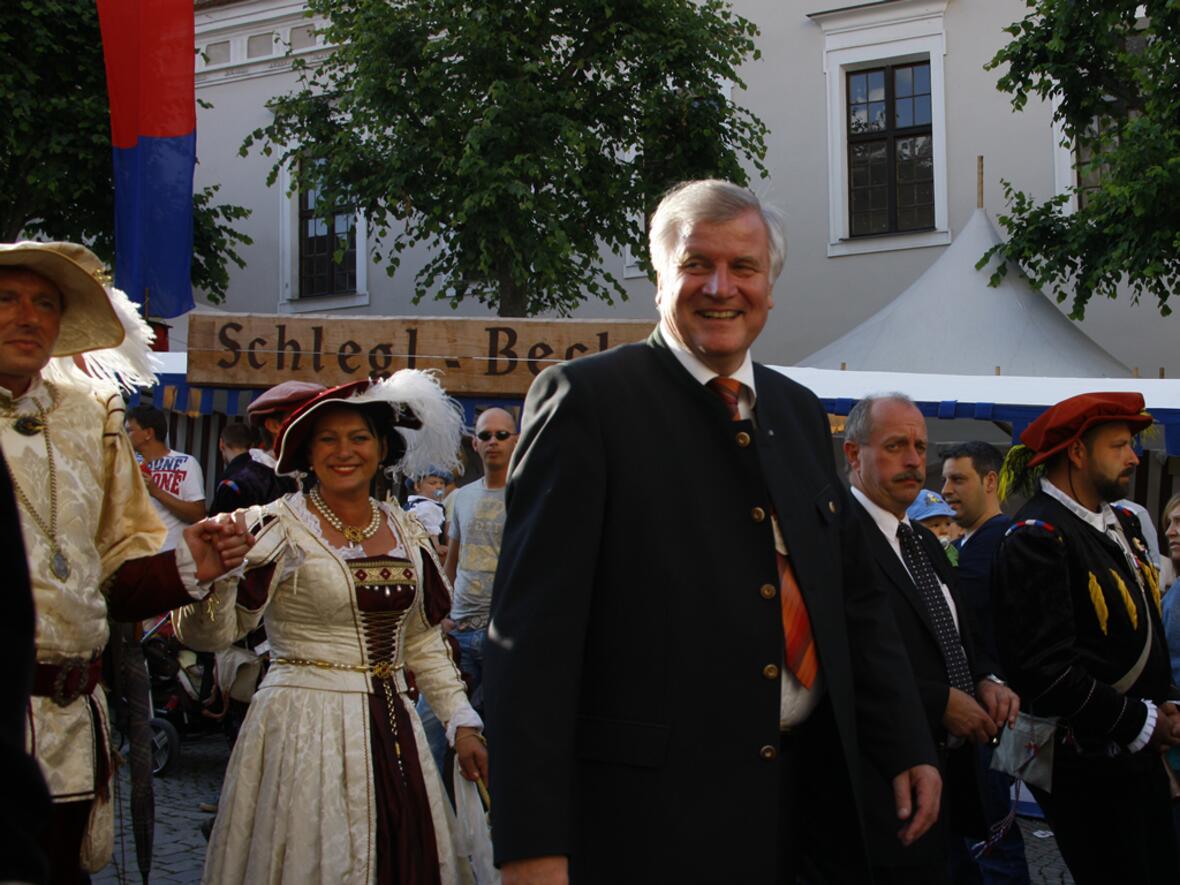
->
[943,687,998,744]
[892,763,941,846]
[501,856,568,885]
[183,511,254,581]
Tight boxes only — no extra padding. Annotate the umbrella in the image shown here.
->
[113,620,155,883]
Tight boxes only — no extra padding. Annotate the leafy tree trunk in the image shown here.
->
[497,273,528,317]
[253,0,767,318]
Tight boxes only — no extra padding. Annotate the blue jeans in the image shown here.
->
[416,626,486,777]
[415,694,448,776]
[452,627,486,713]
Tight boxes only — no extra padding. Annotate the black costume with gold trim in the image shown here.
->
[993,488,1179,884]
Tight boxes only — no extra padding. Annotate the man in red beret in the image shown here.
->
[993,391,1180,884]
[245,380,325,492]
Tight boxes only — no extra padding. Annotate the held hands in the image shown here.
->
[977,679,1021,730]
[892,764,942,846]
[454,726,489,784]
[1147,702,1180,751]
[942,687,998,744]
[183,511,255,582]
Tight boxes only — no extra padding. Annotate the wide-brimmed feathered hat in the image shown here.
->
[0,241,125,356]
[0,240,158,392]
[274,371,464,478]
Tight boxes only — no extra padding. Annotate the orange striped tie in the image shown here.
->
[708,377,818,689]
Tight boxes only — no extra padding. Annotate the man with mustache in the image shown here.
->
[993,392,1180,884]
[844,394,1018,885]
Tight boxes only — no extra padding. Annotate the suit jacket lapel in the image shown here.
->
[645,327,736,423]
[853,499,942,641]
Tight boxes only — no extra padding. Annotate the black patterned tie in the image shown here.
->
[896,522,975,696]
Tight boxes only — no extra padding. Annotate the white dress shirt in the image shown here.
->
[850,485,961,632]
[660,320,822,728]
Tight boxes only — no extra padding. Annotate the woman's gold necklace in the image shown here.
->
[309,485,381,547]
[1,382,70,580]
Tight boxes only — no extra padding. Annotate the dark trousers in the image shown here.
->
[967,745,1030,885]
[786,700,871,884]
[1031,751,1180,885]
[39,799,92,885]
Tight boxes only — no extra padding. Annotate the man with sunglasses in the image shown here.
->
[442,407,518,714]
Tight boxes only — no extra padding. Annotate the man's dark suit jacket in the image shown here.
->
[0,451,50,882]
[484,330,936,884]
[954,513,1012,667]
[852,499,992,869]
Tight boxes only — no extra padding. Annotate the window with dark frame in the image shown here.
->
[298,179,357,298]
[847,61,934,237]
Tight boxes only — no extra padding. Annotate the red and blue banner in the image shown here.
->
[97,0,195,319]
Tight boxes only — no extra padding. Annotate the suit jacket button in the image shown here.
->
[760,744,778,761]
[751,506,766,523]
[736,431,751,447]
[760,583,777,599]
[763,664,780,680]
[828,500,837,514]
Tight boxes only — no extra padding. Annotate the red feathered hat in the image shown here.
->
[1021,392,1153,468]
[273,372,464,478]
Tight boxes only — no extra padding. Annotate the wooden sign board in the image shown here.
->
[187,313,656,396]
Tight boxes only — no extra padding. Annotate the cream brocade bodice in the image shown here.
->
[175,496,472,727]
[2,377,165,659]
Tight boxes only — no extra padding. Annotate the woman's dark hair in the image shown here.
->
[299,402,406,475]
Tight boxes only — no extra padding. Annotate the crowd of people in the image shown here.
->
[3,180,1180,885]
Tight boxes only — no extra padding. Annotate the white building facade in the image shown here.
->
[190,0,1178,377]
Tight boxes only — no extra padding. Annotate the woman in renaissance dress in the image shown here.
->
[175,372,486,885]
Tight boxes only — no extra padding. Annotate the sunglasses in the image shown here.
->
[476,430,515,442]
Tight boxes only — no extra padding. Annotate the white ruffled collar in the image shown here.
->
[288,491,407,561]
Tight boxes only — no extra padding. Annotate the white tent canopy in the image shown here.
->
[769,365,1180,455]
[772,367,1180,410]
[800,209,1130,378]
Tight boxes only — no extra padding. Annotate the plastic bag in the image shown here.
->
[453,771,498,885]
[990,712,1058,793]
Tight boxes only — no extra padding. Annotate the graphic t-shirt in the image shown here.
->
[448,480,506,624]
[141,450,205,551]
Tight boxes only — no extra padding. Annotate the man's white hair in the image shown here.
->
[648,179,787,281]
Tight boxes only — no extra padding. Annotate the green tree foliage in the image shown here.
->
[245,0,768,317]
[983,1,1180,318]
[0,0,251,305]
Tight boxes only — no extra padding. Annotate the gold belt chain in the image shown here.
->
[271,656,402,679]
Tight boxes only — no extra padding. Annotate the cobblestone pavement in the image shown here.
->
[1019,818,1076,885]
[89,735,1075,884]
[93,734,228,885]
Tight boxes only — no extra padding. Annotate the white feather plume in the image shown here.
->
[352,369,465,479]
[42,285,160,393]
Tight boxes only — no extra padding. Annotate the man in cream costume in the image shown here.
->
[0,240,251,883]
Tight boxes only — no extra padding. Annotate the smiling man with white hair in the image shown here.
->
[484,180,940,884]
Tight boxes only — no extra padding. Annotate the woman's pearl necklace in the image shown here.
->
[309,485,381,547]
